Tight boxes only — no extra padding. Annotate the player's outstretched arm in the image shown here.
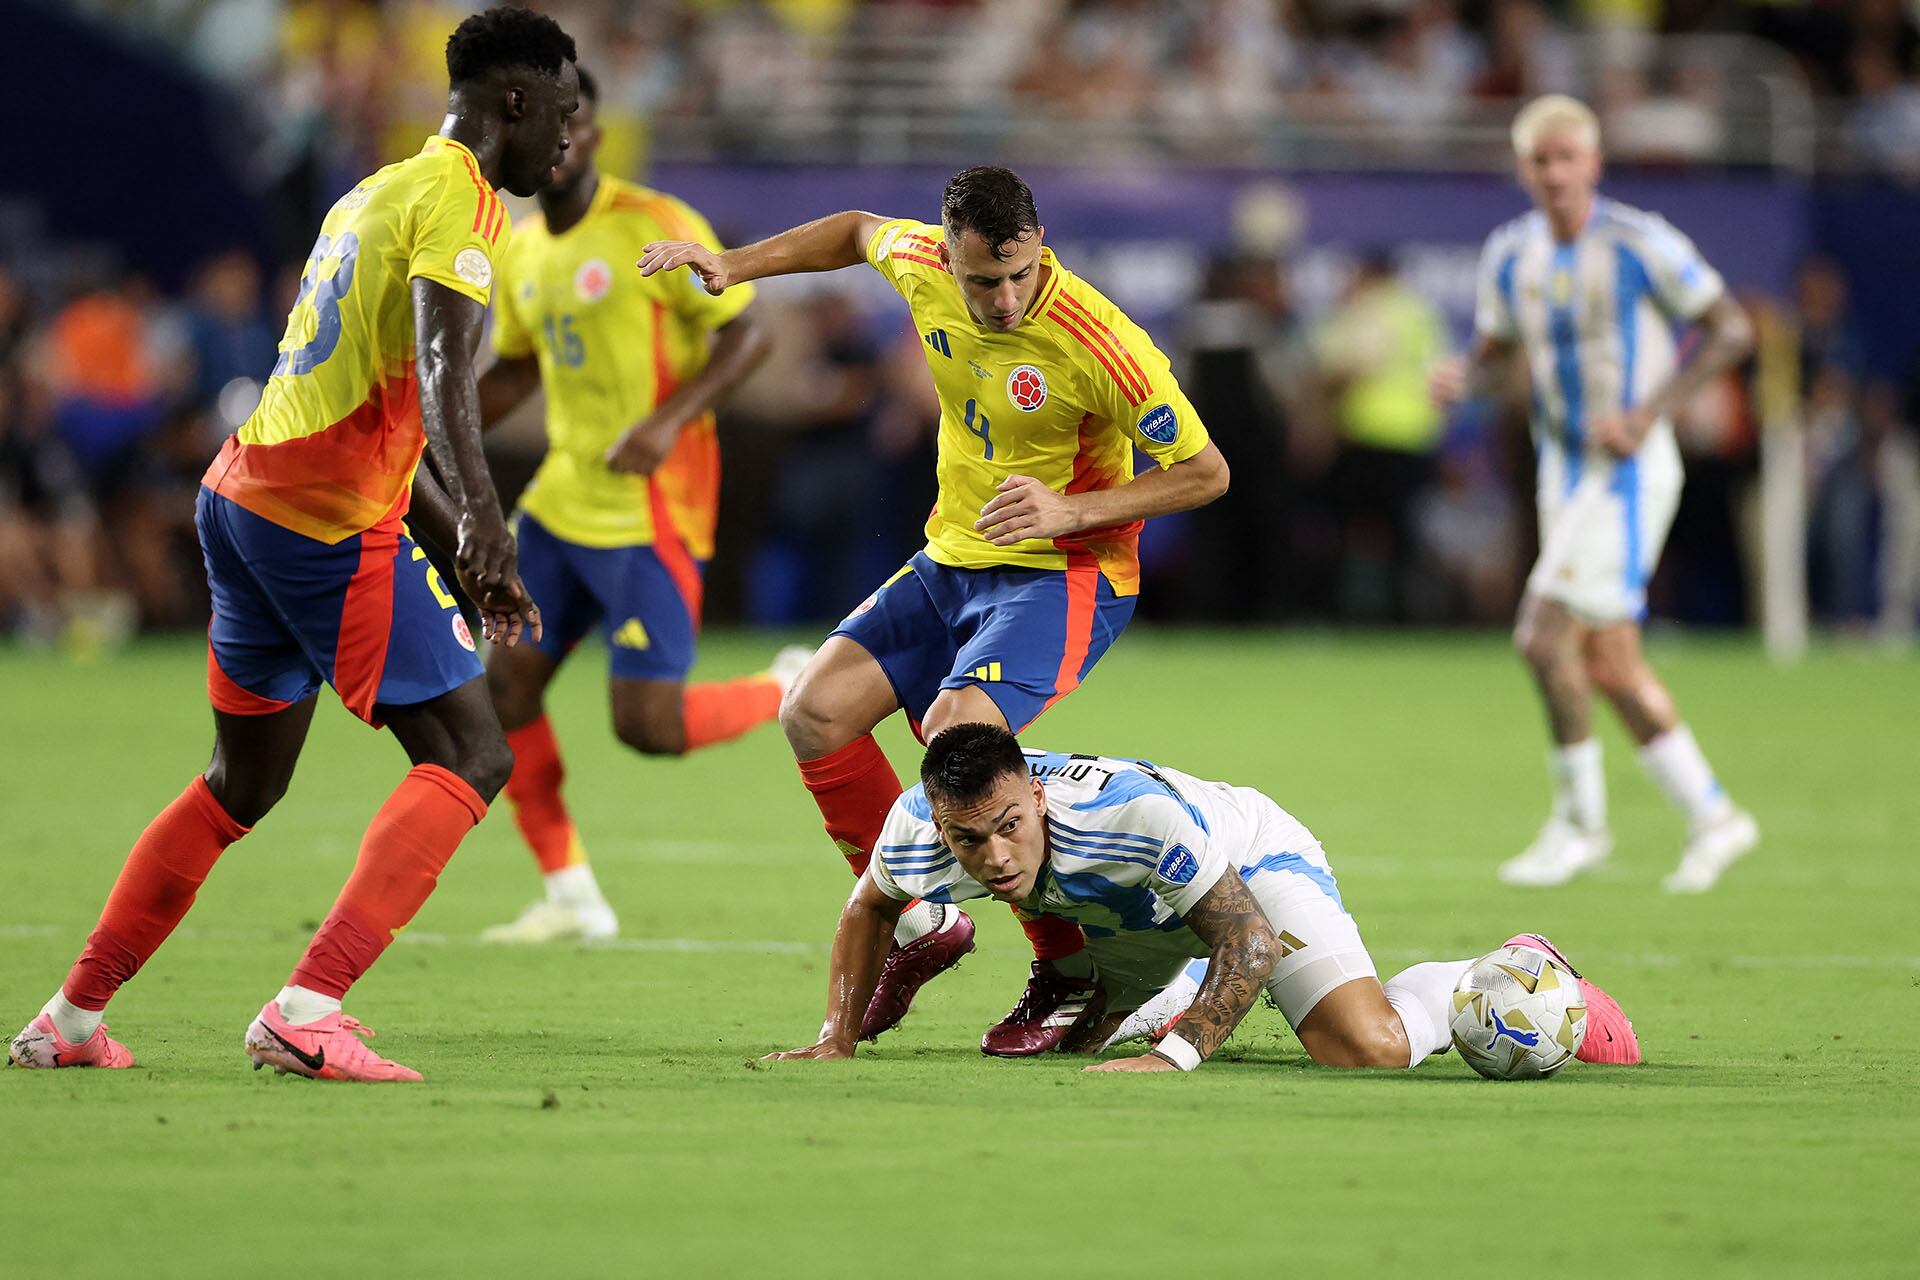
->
[607,309,774,474]
[636,211,890,296]
[477,354,542,432]
[763,875,907,1062]
[976,441,1230,547]
[1085,869,1279,1074]
[413,277,540,645]
[1590,292,1756,457]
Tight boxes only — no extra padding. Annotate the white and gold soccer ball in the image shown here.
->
[1449,945,1587,1080]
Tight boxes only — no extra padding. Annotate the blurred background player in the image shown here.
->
[7,7,575,1081]
[765,724,1640,1071]
[638,168,1229,1054]
[473,64,790,945]
[1431,95,1760,894]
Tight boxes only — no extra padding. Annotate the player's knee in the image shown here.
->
[779,677,843,758]
[202,763,290,829]
[1307,1019,1411,1069]
[1513,621,1563,675]
[1584,649,1639,698]
[458,735,516,802]
[612,706,686,757]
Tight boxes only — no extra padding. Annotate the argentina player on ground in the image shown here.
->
[1431,95,1760,895]
[764,725,1641,1071]
[638,169,1229,1057]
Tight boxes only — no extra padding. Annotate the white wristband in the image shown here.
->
[1153,1032,1202,1072]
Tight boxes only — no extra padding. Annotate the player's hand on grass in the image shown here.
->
[1428,355,1470,407]
[1588,406,1653,459]
[1084,1053,1181,1073]
[760,1040,855,1062]
[976,475,1077,546]
[476,577,542,647]
[605,415,680,475]
[637,241,731,295]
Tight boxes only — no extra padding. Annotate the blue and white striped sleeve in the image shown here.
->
[1638,216,1724,323]
[867,802,929,902]
[1474,225,1521,343]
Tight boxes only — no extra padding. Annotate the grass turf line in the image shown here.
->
[1,630,1915,1277]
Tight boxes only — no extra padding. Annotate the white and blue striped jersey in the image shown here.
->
[1474,196,1724,500]
[868,750,1340,956]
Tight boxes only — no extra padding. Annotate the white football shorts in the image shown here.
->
[1527,465,1682,625]
[1088,797,1377,1029]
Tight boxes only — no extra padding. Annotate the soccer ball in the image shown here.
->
[1449,945,1587,1080]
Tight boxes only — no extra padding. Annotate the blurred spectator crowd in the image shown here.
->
[5,0,1919,650]
[63,0,1920,177]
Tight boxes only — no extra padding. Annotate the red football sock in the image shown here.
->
[796,734,901,877]
[1018,909,1087,961]
[62,776,251,1011]
[503,716,583,874]
[289,764,487,999]
[682,675,783,752]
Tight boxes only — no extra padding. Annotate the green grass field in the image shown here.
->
[2,630,1915,1277]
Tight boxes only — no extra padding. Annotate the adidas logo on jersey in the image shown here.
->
[612,618,651,649]
[968,662,1003,682]
[925,328,952,358]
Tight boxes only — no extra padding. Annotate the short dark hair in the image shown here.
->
[941,166,1039,260]
[921,724,1029,808]
[576,65,599,105]
[446,6,577,86]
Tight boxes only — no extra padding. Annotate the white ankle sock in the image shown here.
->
[544,863,604,906]
[1549,739,1607,832]
[275,985,342,1027]
[42,991,103,1045]
[892,901,945,945]
[1382,960,1475,1066]
[1639,724,1734,829]
[1050,949,1095,980]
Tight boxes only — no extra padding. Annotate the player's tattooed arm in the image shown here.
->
[1085,870,1279,1074]
[763,875,906,1062]
[413,278,540,645]
[607,309,772,474]
[637,212,890,295]
[1592,292,1755,457]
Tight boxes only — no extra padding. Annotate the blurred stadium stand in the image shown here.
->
[3,0,1918,649]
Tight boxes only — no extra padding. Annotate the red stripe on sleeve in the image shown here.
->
[1047,307,1145,407]
[1056,293,1151,401]
[893,252,946,270]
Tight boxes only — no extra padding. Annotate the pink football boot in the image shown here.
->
[244,1001,422,1082]
[1505,933,1642,1064]
[9,1014,135,1069]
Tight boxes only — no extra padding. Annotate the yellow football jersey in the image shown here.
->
[492,177,754,557]
[864,218,1209,596]
[205,136,506,543]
